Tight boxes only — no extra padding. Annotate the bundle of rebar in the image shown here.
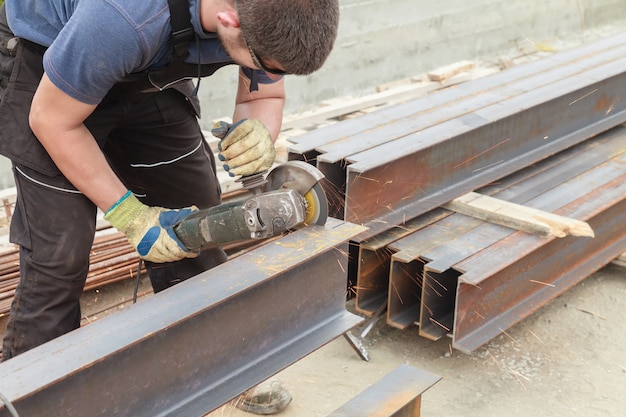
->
[0,228,144,318]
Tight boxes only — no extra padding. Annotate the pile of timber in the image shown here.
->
[287,32,626,352]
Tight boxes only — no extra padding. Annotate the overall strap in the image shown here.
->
[110,0,230,99]
[167,0,194,63]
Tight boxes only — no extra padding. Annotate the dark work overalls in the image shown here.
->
[0,1,230,360]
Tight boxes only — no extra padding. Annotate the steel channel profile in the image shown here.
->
[342,46,626,240]
[327,364,441,417]
[451,161,626,353]
[354,208,449,315]
[387,126,626,340]
[0,219,365,417]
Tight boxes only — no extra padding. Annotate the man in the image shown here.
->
[0,0,338,413]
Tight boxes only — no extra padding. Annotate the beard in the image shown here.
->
[217,27,248,62]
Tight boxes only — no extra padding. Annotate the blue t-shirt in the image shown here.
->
[5,0,276,104]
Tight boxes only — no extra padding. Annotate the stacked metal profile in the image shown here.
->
[0,219,367,416]
[288,33,626,353]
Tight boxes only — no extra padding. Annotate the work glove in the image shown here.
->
[213,119,276,177]
[104,191,199,263]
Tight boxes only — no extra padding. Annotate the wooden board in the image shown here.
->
[612,253,626,268]
[427,60,475,82]
[443,192,595,238]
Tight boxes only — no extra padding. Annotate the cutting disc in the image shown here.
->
[303,182,329,225]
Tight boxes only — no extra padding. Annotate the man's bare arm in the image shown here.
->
[29,73,127,211]
[233,70,286,140]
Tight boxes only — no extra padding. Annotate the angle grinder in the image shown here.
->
[173,161,329,251]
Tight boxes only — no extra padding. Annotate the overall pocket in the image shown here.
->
[0,38,62,177]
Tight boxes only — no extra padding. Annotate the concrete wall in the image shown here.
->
[1,0,625,187]
[196,0,626,126]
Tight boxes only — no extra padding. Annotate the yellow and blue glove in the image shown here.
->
[213,119,276,177]
[104,191,198,263]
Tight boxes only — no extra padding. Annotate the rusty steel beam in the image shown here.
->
[452,166,626,353]
[422,132,626,344]
[288,34,626,232]
[0,219,365,417]
[384,128,626,337]
[354,209,448,315]
[318,35,626,166]
[385,212,484,329]
[327,364,441,417]
[288,32,626,157]
[345,57,626,240]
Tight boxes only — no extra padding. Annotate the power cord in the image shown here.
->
[0,388,19,417]
[133,258,143,304]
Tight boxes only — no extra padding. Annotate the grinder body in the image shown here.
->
[173,161,328,251]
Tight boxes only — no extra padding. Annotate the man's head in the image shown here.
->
[234,0,340,75]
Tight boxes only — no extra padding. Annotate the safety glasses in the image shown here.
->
[246,42,287,76]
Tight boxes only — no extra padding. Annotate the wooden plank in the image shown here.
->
[443,192,595,238]
[612,252,626,268]
[0,187,16,202]
[427,60,475,82]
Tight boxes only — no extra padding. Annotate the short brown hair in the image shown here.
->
[236,0,340,75]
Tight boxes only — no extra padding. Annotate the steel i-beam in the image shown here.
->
[384,128,626,339]
[386,212,485,329]
[345,50,626,240]
[354,209,449,315]
[452,167,626,353]
[287,34,626,235]
[0,219,365,417]
[419,130,626,343]
[316,34,626,166]
[288,33,626,158]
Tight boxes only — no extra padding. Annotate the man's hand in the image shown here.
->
[213,119,276,177]
[104,191,198,263]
